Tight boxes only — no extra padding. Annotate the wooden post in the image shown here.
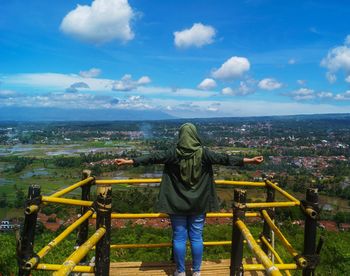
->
[95,185,112,276]
[261,179,276,256]
[17,185,41,276]
[76,170,93,252]
[302,188,319,276]
[230,189,246,276]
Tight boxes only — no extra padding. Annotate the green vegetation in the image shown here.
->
[1,224,349,275]
[112,187,158,213]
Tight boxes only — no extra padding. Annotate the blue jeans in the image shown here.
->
[169,214,205,273]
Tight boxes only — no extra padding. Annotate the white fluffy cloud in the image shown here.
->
[258,78,282,90]
[321,35,350,83]
[65,82,90,93]
[115,95,153,109]
[345,75,350,83]
[137,76,151,85]
[60,0,135,44]
[136,86,215,98]
[236,80,255,95]
[174,23,216,48]
[220,79,256,96]
[212,56,250,80]
[290,88,315,101]
[79,68,101,78]
[221,87,234,95]
[285,89,337,101]
[321,46,350,72]
[197,78,217,90]
[0,89,18,98]
[112,74,151,91]
[334,91,350,101]
[207,103,220,112]
[317,91,334,99]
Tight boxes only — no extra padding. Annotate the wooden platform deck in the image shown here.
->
[108,259,264,275]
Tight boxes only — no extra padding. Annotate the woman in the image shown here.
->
[115,123,263,276]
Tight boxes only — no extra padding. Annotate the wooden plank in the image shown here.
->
[109,259,264,275]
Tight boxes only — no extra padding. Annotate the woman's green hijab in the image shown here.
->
[176,123,203,186]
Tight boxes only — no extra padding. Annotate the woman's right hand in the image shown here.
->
[243,156,264,165]
[114,159,134,166]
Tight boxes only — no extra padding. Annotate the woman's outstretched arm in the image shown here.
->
[115,148,175,167]
[205,149,264,166]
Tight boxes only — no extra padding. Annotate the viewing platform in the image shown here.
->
[17,171,322,276]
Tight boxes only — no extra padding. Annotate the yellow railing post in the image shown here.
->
[230,189,246,276]
[17,185,41,276]
[25,209,94,270]
[76,170,94,257]
[95,185,112,276]
[261,177,276,257]
[302,188,320,276]
[261,236,292,276]
[236,220,282,276]
[261,210,307,268]
[53,227,106,276]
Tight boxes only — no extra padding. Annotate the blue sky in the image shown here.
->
[1,0,350,118]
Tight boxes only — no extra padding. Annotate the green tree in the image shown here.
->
[0,192,8,208]
[14,189,25,208]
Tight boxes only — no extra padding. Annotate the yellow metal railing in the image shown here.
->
[261,236,292,276]
[236,219,282,276]
[53,227,106,276]
[18,175,318,276]
[25,209,94,270]
[261,209,307,268]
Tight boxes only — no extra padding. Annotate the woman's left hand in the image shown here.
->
[114,159,134,166]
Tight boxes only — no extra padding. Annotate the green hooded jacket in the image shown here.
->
[133,124,244,215]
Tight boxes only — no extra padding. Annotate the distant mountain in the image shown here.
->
[184,113,350,122]
[0,107,175,121]
[1,107,349,122]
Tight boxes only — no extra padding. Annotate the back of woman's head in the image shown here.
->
[176,123,203,187]
[177,123,202,154]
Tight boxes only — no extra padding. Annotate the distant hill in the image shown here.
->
[0,107,175,121]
